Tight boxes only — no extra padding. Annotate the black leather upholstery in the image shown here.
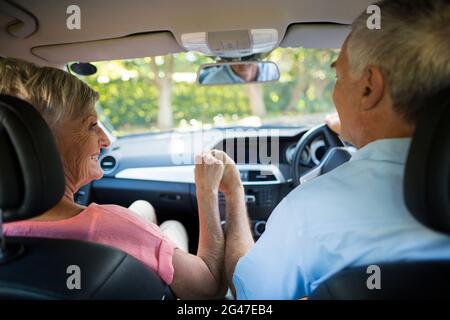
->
[0,95,174,300]
[0,237,173,300]
[322,147,353,175]
[0,95,65,222]
[311,85,450,299]
[310,262,450,300]
[404,86,450,234]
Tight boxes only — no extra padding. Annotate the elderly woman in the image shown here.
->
[0,57,228,299]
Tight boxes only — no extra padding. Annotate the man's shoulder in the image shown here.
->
[293,154,403,193]
[280,156,405,219]
[288,160,358,197]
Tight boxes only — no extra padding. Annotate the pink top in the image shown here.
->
[3,203,176,284]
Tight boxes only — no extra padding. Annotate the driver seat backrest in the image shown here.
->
[0,95,173,299]
[311,85,450,299]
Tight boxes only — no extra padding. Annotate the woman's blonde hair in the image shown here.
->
[0,57,98,130]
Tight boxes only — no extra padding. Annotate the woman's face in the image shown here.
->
[57,108,111,191]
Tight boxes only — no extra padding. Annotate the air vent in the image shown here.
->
[100,155,117,173]
[246,170,276,182]
[250,171,276,182]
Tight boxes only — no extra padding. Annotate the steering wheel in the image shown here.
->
[291,124,349,187]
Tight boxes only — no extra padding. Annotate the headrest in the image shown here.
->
[0,95,65,222]
[404,86,450,234]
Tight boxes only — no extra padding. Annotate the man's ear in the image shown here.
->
[360,65,384,111]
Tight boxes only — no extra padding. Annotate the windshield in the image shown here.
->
[81,48,339,137]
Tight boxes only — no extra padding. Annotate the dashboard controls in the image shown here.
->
[285,142,298,164]
[240,170,277,182]
[245,195,256,203]
[116,164,286,185]
[100,155,118,173]
[159,193,183,201]
[254,220,266,236]
[310,138,327,165]
[237,165,285,185]
[221,220,267,239]
[293,136,327,166]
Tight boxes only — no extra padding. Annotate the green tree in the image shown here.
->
[149,55,174,130]
[81,48,339,136]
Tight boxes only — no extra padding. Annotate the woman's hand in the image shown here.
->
[173,151,227,299]
[210,150,243,196]
[194,151,225,196]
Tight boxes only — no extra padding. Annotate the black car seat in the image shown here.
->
[311,85,450,299]
[0,95,174,299]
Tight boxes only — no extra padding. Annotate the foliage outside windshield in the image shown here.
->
[81,48,339,137]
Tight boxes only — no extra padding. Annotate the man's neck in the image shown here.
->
[355,115,415,149]
[357,130,414,149]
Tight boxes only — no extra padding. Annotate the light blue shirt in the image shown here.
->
[233,138,450,299]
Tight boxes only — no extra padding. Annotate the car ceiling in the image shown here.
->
[0,0,374,66]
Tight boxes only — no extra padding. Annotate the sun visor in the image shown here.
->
[31,31,185,63]
[280,24,351,49]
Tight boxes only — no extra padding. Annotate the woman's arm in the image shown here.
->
[212,150,254,297]
[169,152,227,299]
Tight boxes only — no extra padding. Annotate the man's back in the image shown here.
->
[233,138,450,299]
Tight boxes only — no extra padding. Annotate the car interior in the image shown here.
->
[0,0,449,300]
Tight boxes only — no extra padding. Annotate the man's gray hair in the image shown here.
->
[347,0,450,124]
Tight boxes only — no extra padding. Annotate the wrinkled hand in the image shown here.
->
[209,149,243,196]
[195,151,225,196]
[325,113,341,135]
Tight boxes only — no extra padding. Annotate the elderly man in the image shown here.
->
[211,0,450,299]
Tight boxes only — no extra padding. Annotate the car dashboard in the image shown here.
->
[75,126,309,252]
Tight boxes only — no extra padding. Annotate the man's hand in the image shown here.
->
[325,113,341,135]
[195,151,225,196]
[209,150,252,297]
[209,149,244,196]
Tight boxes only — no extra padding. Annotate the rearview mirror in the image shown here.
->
[197,61,280,86]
